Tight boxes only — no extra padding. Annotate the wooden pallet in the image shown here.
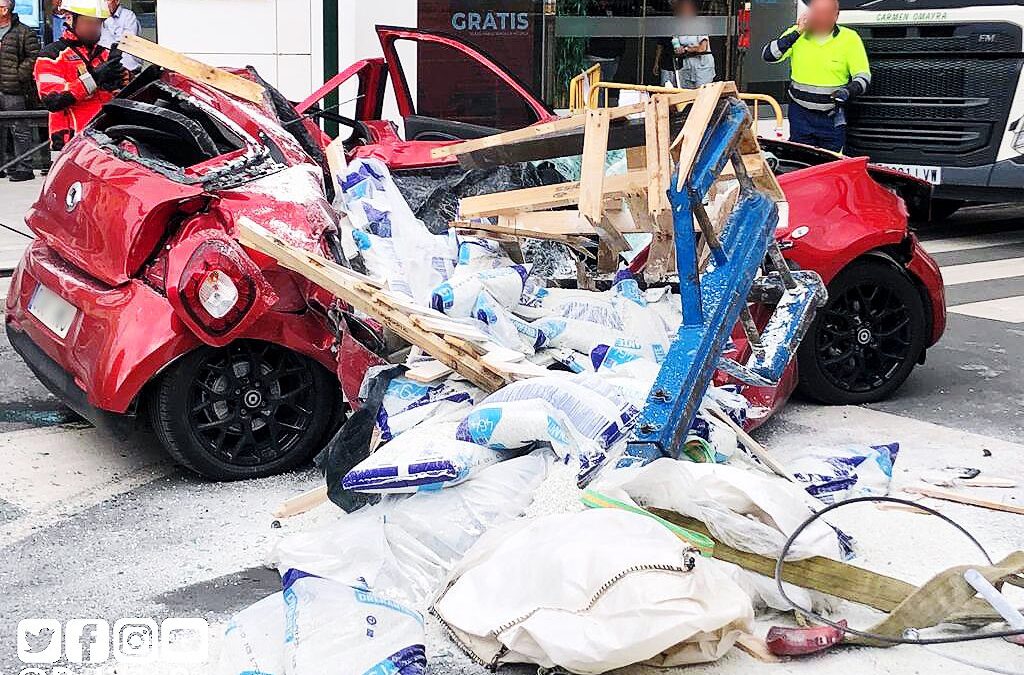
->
[439,82,782,280]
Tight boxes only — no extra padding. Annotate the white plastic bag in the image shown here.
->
[281,570,427,675]
[593,459,843,561]
[376,376,479,442]
[455,400,608,483]
[341,159,456,305]
[273,453,550,606]
[790,443,900,504]
[218,593,286,675]
[479,375,639,449]
[343,422,511,493]
[433,509,753,673]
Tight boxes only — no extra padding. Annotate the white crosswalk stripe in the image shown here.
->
[940,256,1024,286]
[926,227,1024,323]
[949,295,1024,323]
[922,233,1024,255]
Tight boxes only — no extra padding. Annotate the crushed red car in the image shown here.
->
[5,26,945,480]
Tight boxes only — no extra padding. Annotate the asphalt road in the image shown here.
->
[0,203,1022,674]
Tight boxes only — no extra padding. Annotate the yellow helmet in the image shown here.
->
[63,0,111,19]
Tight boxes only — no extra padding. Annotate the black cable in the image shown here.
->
[774,495,1024,645]
[0,221,34,240]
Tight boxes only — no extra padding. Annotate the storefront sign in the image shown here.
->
[451,11,531,32]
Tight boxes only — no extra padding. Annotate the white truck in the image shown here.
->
[839,0,1024,218]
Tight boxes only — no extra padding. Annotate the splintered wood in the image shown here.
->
[437,82,779,281]
[239,221,515,392]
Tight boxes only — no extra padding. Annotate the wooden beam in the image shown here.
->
[655,94,672,212]
[644,97,663,215]
[675,82,730,191]
[238,221,508,392]
[119,35,265,104]
[904,486,1024,516]
[431,90,698,160]
[458,169,649,219]
[579,108,612,224]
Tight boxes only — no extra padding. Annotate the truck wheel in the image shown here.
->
[797,259,928,405]
[150,340,338,480]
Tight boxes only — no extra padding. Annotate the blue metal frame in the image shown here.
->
[622,96,821,466]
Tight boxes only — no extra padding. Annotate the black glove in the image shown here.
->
[831,86,851,105]
[94,51,127,92]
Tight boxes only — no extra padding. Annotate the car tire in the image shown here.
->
[150,340,339,481]
[797,259,928,405]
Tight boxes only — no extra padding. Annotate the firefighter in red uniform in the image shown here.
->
[33,0,127,151]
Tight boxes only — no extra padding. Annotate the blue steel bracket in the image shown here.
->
[741,270,827,383]
[623,96,810,466]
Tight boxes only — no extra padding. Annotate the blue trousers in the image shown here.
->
[788,103,846,153]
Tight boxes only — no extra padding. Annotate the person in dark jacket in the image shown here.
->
[0,0,41,181]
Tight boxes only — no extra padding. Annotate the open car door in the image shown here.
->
[375,25,556,142]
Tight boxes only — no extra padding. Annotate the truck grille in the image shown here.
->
[845,23,1023,167]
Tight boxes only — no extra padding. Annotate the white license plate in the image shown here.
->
[28,283,78,339]
[876,163,942,184]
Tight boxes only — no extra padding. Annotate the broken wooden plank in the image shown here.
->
[903,486,1024,516]
[717,153,767,180]
[431,90,698,160]
[459,170,648,219]
[655,94,672,213]
[119,34,265,103]
[274,486,329,519]
[406,360,454,384]
[704,406,794,482]
[238,221,508,392]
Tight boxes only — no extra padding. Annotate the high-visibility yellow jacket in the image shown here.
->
[762,25,871,112]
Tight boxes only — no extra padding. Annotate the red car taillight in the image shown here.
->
[178,240,258,336]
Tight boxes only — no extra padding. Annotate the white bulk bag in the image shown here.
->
[433,509,754,674]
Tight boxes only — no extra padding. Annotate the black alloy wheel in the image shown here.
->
[151,340,339,480]
[797,259,928,405]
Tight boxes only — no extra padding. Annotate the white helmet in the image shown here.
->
[63,0,111,19]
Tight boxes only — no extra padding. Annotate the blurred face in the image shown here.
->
[106,0,119,13]
[807,0,839,34]
[72,14,104,42]
[675,0,698,17]
[0,1,12,24]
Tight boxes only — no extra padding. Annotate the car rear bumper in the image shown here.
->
[5,241,200,415]
[6,321,135,437]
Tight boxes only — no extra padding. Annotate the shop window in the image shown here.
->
[408,39,539,131]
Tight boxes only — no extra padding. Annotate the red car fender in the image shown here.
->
[777,157,908,285]
[779,157,946,347]
[165,229,279,348]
